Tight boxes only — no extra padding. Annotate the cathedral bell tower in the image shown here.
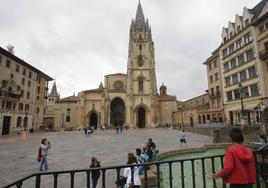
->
[126,1,158,127]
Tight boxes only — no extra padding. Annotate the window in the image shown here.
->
[230,32,233,38]
[232,74,238,84]
[215,73,219,80]
[236,38,242,49]
[6,101,12,110]
[242,87,249,98]
[21,90,24,98]
[36,107,40,115]
[224,63,229,72]
[18,103,23,111]
[26,92,30,99]
[230,58,236,69]
[216,86,220,95]
[248,67,257,78]
[223,48,228,58]
[37,86,40,93]
[211,88,214,96]
[67,108,70,112]
[213,60,217,68]
[37,96,40,100]
[208,63,212,70]
[225,77,231,86]
[223,37,227,43]
[23,68,26,75]
[237,25,241,32]
[240,70,247,81]
[2,100,5,109]
[246,49,254,61]
[238,54,245,65]
[25,104,30,111]
[138,79,143,92]
[245,19,249,26]
[16,65,20,72]
[234,89,240,100]
[66,115,70,122]
[244,33,252,44]
[21,78,25,85]
[28,81,31,87]
[139,44,142,51]
[250,84,259,96]
[229,43,235,53]
[16,117,22,127]
[0,56,2,65]
[210,75,213,82]
[6,60,10,68]
[10,73,13,79]
[227,91,233,101]
[29,71,32,78]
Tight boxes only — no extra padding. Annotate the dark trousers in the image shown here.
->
[92,178,99,188]
[230,184,253,188]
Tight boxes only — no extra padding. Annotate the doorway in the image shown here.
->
[89,112,98,129]
[2,116,11,135]
[137,107,146,128]
[110,98,125,127]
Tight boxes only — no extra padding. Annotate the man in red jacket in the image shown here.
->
[212,128,256,188]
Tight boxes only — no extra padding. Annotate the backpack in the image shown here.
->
[37,147,42,162]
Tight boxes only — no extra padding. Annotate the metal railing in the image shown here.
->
[2,146,267,188]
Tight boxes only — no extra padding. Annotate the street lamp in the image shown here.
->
[238,82,245,117]
[24,110,28,131]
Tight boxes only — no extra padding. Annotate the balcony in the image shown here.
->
[0,90,21,101]
[209,92,221,99]
[259,49,268,61]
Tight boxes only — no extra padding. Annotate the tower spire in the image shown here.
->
[49,81,59,97]
[135,0,145,26]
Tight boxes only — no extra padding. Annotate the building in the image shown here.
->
[219,0,268,126]
[177,93,210,127]
[203,48,225,123]
[252,3,268,108]
[48,2,179,130]
[0,47,52,135]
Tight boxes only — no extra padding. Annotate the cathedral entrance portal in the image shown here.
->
[110,97,125,127]
[137,107,146,128]
[89,112,98,129]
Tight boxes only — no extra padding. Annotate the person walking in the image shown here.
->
[120,124,123,134]
[116,124,119,134]
[123,153,141,188]
[179,130,187,147]
[212,128,256,188]
[39,138,51,171]
[90,157,101,188]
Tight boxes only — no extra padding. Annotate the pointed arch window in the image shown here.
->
[138,79,144,93]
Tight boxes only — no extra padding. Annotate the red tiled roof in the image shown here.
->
[105,73,126,77]
[59,95,78,102]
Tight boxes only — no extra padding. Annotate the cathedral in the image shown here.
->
[45,2,179,129]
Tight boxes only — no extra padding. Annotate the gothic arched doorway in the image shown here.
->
[110,97,125,127]
[89,112,98,129]
[137,107,146,128]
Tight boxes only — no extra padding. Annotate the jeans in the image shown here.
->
[92,178,99,188]
[39,155,48,171]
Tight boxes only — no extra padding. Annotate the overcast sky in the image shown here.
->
[0,0,261,101]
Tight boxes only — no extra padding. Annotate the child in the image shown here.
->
[212,128,256,188]
[90,157,101,188]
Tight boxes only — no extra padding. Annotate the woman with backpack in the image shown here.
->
[123,153,141,188]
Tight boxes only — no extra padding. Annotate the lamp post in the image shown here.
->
[24,110,28,131]
[238,83,246,126]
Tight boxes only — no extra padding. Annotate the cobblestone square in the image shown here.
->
[0,129,212,187]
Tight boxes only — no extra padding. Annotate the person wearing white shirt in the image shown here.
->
[39,138,51,171]
[123,153,141,188]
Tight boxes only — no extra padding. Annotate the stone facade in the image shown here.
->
[49,2,178,130]
[0,47,52,135]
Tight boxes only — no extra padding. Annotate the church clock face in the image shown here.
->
[138,55,144,67]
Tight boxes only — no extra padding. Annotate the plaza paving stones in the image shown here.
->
[0,128,212,187]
